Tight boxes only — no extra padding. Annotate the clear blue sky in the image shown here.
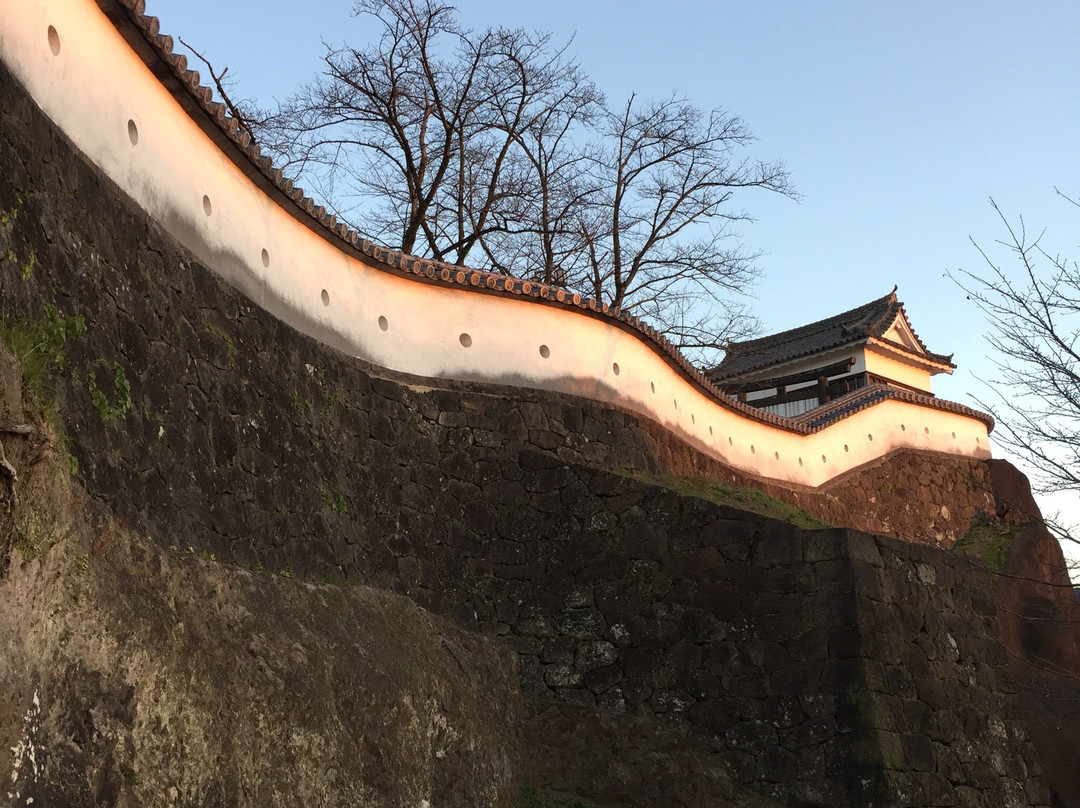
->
[148,1,1080,546]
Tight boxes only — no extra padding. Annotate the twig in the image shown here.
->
[178,36,257,145]
[0,438,16,483]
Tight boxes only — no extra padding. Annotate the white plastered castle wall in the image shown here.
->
[0,0,992,487]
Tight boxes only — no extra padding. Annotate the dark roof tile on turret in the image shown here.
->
[710,287,955,381]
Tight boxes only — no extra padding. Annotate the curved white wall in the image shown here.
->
[0,0,992,487]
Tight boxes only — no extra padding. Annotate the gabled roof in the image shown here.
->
[710,287,954,380]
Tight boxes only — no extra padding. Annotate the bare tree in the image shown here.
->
[576,95,793,356]
[257,0,795,362]
[952,192,1080,496]
[259,0,591,267]
[476,51,604,286]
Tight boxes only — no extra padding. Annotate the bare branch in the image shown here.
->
[179,37,261,145]
[951,193,1080,496]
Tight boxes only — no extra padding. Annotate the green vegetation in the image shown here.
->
[204,323,236,367]
[87,362,132,422]
[291,391,344,428]
[625,470,831,529]
[0,302,86,407]
[320,487,348,516]
[20,249,36,280]
[11,514,55,562]
[0,199,19,225]
[511,785,590,808]
[952,520,1026,571]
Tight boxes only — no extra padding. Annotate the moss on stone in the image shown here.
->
[511,784,590,808]
[626,470,832,530]
[0,302,85,409]
[952,520,1025,572]
[11,513,55,561]
[87,361,132,422]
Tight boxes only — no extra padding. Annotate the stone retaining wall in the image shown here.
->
[0,61,1051,806]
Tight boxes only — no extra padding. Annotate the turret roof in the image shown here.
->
[710,287,955,380]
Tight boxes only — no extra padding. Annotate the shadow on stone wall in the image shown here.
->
[985,461,1080,807]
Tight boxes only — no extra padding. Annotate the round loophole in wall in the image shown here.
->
[539,344,550,359]
[459,332,472,348]
[261,248,270,268]
[48,25,61,56]
[867,433,873,442]
[798,457,803,466]
[320,289,330,307]
[378,315,389,332]
[951,431,957,439]
[821,455,827,463]
[900,423,906,432]
[127,119,139,146]
[202,195,213,216]
[844,444,849,453]
[612,362,620,376]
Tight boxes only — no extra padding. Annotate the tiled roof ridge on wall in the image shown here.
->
[105,0,808,432]
[791,384,994,432]
[106,0,989,441]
